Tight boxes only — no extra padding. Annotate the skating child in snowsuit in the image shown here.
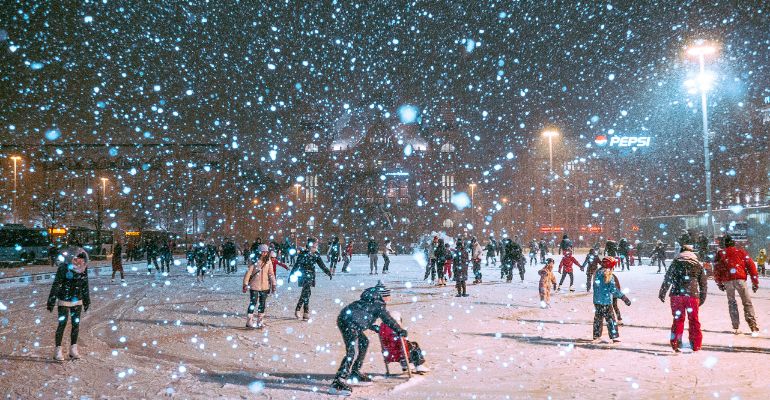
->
[538,259,557,308]
[756,249,767,277]
[592,257,632,343]
[557,249,581,292]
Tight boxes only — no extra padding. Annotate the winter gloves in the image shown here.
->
[396,328,408,337]
[622,296,631,306]
[752,284,758,293]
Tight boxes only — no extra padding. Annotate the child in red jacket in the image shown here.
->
[558,250,582,292]
[378,311,429,374]
[270,251,289,275]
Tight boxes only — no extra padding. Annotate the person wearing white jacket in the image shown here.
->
[471,237,483,284]
[242,244,276,328]
[382,239,393,274]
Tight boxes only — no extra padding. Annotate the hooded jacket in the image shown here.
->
[337,287,405,335]
[592,268,626,305]
[659,250,707,304]
[558,252,581,274]
[47,247,91,310]
[714,245,759,286]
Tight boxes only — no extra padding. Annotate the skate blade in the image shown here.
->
[328,388,352,396]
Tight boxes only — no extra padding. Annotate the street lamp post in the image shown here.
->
[542,130,559,240]
[10,156,21,224]
[686,43,718,239]
[294,184,302,201]
[469,183,477,228]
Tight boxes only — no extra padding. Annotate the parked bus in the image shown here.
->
[67,226,114,256]
[0,224,50,262]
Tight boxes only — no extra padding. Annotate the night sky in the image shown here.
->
[2,1,769,210]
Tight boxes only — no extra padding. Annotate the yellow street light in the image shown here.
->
[10,156,21,223]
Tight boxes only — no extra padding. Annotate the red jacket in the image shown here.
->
[559,255,581,273]
[714,246,759,286]
[270,256,289,275]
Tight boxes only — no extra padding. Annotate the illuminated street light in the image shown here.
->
[10,156,21,224]
[100,177,109,200]
[294,184,302,201]
[542,129,559,237]
[686,41,718,239]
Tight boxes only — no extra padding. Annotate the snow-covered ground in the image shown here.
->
[1,252,769,399]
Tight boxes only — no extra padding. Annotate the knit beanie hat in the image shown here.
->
[375,281,391,297]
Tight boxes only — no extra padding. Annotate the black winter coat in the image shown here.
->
[367,240,378,255]
[290,249,331,287]
[659,251,707,304]
[452,246,469,282]
[337,287,405,335]
[47,263,91,310]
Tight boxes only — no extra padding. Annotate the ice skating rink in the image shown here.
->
[2,253,769,399]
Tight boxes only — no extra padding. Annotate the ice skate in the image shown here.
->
[415,364,431,373]
[302,312,309,321]
[590,338,601,344]
[733,328,742,335]
[256,313,265,329]
[294,309,302,320]
[53,346,64,361]
[246,313,254,328]
[328,379,352,396]
[569,286,575,292]
[69,344,81,359]
[611,338,621,344]
[348,372,373,386]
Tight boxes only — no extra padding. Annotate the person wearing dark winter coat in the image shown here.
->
[618,238,630,271]
[111,241,124,282]
[425,236,439,282]
[558,234,573,255]
[328,236,341,274]
[528,239,539,266]
[714,234,760,334]
[501,240,524,282]
[581,248,601,292]
[658,245,707,352]
[538,238,548,263]
[331,282,406,395]
[47,247,91,361]
[289,238,333,321]
[434,239,449,286]
[485,239,497,266]
[652,241,667,273]
[453,242,469,297]
[367,238,379,274]
[603,240,618,257]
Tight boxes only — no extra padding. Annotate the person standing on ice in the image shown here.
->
[652,240,668,273]
[111,240,124,283]
[328,236,341,274]
[528,239,539,266]
[434,239,449,286]
[329,282,407,395]
[755,248,766,277]
[453,240,469,297]
[538,238,548,263]
[289,238,333,321]
[382,239,392,274]
[242,244,276,329]
[591,257,632,343]
[342,240,353,273]
[538,258,557,308]
[485,237,497,266]
[658,244,707,352]
[618,238,630,271]
[46,246,90,361]
[471,237,483,284]
[714,234,760,334]
[424,236,439,282]
[557,249,581,292]
[367,237,378,274]
[581,248,601,292]
[603,239,618,258]
[558,234,572,255]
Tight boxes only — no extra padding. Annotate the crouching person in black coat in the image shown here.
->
[330,282,407,396]
[46,247,91,361]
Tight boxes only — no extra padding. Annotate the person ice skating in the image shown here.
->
[538,258,557,308]
[382,239,392,274]
[330,282,407,395]
[618,238,630,271]
[342,240,353,272]
[453,240,469,297]
[592,257,632,343]
[538,238,548,263]
[194,243,207,283]
[581,248,601,292]
[603,239,618,258]
[111,240,124,283]
[528,239,539,266]
[634,239,643,265]
[558,234,573,255]
[502,239,524,282]
[756,249,766,277]
[269,250,289,276]
[378,311,430,374]
[242,244,276,329]
[46,247,90,361]
[652,240,667,273]
[367,237,379,274]
[714,234,760,334]
[696,231,709,261]
[289,238,333,321]
[485,237,497,266]
[424,236,439,282]
[145,239,160,273]
[328,236,341,274]
[471,237,483,284]
[557,249,581,292]
[658,244,707,352]
[434,239,449,286]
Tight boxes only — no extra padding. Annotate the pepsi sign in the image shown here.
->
[595,135,651,148]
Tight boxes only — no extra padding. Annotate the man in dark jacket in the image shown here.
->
[658,244,707,352]
[558,234,573,255]
[366,237,378,274]
[581,248,601,292]
[618,238,630,271]
[290,238,332,321]
[330,282,406,395]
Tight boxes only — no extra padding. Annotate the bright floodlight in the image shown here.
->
[10,156,21,161]
[686,43,718,58]
[542,129,559,138]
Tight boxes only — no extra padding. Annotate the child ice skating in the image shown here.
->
[538,258,557,308]
[658,244,707,352]
[557,249,581,292]
[591,257,632,343]
[378,311,430,374]
[242,244,276,329]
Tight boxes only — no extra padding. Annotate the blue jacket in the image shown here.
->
[592,268,625,305]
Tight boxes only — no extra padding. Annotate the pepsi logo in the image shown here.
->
[595,135,608,146]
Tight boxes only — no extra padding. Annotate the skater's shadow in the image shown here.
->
[650,342,770,354]
[0,354,60,364]
[517,318,755,337]
[116,317,219,328]
[471,333,677,357]
[195,371,342,394]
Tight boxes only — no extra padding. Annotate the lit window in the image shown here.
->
[440,143,455,153]
[305,143,319,152]
[442,218,454,228]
